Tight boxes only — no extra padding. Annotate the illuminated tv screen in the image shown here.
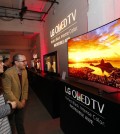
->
[43,51,58,75]
[68,18,120,100]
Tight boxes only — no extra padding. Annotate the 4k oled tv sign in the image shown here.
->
[50,9,78,47]
[63,84,120,131]
[65,86,105,128]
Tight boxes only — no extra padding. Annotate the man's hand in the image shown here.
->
[7,101,17,109]
[15,99,26,109]
[21,99,26,107]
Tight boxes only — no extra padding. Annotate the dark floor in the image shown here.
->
[16,87,64,134]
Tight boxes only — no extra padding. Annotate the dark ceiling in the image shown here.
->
[0,0,59,21]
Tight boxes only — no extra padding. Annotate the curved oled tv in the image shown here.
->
[68,18,120,102]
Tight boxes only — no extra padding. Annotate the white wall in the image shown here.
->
[88,0,120,31]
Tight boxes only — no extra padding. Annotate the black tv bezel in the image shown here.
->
[43,51,58,76]
[67,18,120,96]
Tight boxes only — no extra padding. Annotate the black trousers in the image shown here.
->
[8,108,25,134]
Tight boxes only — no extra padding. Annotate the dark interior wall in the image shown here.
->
[43,0,88,76]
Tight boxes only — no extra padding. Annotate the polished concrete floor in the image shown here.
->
[15,87,64,134]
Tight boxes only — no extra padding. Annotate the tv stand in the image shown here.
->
[59,79,120,133]
[27,69,120,133]
[27,69,61,118]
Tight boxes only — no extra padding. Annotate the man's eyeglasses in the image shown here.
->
[17,60,27,63]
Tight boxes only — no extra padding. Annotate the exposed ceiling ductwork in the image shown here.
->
[0,0,59,21]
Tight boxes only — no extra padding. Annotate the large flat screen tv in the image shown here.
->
[43,51,58,76]
[68,18,120,102]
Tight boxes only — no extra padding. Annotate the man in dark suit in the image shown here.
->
[2,53,29,134]
[3,57,11,72]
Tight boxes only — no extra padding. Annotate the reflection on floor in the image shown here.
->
[22,87,64,134]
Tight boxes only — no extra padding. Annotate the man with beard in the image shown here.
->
[2,54,29,134]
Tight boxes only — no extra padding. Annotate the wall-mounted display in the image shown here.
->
[68,18,120,101]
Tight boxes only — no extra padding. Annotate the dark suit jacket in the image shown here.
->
[2,66,28,108]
